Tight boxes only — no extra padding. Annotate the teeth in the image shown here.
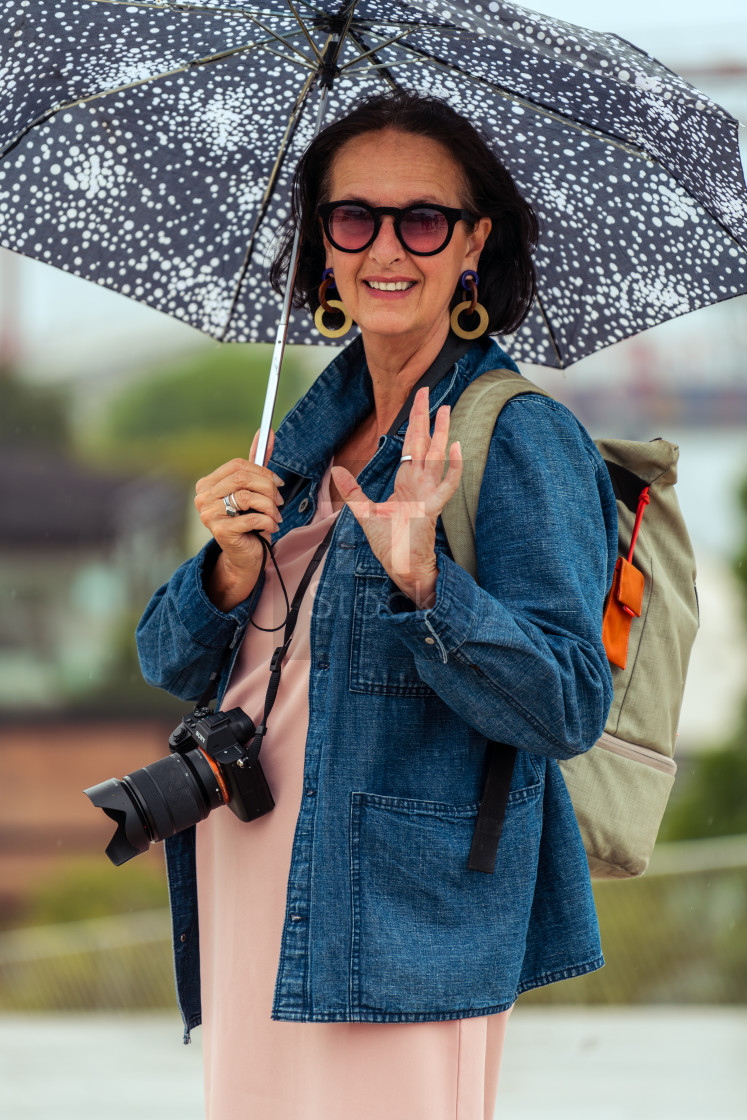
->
[367,280,414,291]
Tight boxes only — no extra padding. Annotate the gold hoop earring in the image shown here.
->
[450,270,489,340]
[315,269,353,339]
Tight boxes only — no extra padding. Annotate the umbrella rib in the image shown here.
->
[0,37,313,162]
[284,0,323,63]
[348,30,401,91]
[387,40,655,164]
[91,0,297,18]
[344,56,430,78]
[338,28,417,71]
[532,295,565,369]
[89,0,318,68]
[218,70,318,342]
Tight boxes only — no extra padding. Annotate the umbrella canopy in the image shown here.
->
[1,0,746,368]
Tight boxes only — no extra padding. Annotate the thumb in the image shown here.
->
[250,426,275,467]
[331,466,373,520]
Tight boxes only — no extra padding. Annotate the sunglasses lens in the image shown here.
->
[327,205,375,250]
[399,208,450,253]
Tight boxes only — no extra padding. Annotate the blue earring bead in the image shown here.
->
[460,270,479,290]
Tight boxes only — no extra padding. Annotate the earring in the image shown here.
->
[314,269,353,339]
[450,270,489,340]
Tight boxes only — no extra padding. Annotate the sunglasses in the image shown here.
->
[318,200,478,256]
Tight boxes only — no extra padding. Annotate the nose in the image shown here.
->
[368,215,405,263]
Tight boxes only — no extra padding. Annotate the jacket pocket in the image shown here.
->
[349,545,434,696]
[349,774,543,1016]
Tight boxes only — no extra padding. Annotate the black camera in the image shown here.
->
[84,707,275,866]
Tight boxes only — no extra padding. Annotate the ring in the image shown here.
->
[400,454,413,464]
[223,493,241,517]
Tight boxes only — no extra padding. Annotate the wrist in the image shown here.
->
[205,551,260,612]
[394,558,438,611]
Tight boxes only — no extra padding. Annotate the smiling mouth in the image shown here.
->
[364,280,416,291]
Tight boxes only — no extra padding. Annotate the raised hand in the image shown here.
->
[330,387,463,609]
[195,428,285,612]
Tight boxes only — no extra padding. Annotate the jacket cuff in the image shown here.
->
[177,539,254,649]
[377,554,478,663]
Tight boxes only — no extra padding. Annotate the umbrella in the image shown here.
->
[2,0,747,446]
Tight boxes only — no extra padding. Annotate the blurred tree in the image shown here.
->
[660,468,747,842]
[83,343,317,483]
[733,475,747,611]
[0,367,71,448]
[20,856,167,926]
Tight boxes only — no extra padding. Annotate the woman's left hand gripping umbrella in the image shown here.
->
[331,386,463,610]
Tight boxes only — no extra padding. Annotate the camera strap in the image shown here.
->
[246,518,337,762]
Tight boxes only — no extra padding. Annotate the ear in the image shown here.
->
[465,217,492,268]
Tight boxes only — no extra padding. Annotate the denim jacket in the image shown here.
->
[136,337,618,1040]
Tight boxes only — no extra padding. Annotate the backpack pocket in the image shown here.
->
[559,732,677,878]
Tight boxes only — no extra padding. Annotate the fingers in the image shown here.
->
[399,389,454,487]
[401,387,431,462]
[194,432,285,544]
[425,404,451,467]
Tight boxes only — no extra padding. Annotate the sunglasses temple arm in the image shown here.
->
[253,82,333,468]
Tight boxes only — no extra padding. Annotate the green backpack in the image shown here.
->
[442,369,699,879]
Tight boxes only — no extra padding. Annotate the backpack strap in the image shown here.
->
[442,369,554,873]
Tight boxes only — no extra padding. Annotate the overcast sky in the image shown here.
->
[2,0,746,380]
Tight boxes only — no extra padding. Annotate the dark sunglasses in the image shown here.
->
[318,200,478,256]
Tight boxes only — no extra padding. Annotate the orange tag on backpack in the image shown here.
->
[602,557,644,670]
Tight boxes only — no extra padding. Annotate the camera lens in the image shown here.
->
[84,748,224,866]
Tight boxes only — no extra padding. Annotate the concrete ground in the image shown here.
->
[0,1007,745,1119]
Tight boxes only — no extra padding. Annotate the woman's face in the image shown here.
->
[322,129,491,350]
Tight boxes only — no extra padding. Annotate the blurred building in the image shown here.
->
[0,448,184,709]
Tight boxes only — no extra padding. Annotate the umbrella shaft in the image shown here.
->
[254,83,333,467]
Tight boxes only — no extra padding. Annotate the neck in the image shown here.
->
[362,319,451,436]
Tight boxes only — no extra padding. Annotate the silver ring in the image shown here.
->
[400,454,413,464]
[223,493,240,517]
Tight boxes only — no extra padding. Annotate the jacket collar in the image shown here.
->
[268,334,519,483]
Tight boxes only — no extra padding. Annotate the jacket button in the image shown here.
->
[180,933,187,943]
[298,498,309,513]
[424,636,435,645]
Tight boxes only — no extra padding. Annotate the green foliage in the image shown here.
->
[85,343,317,483]
[20,856,168,927]
[733,475,747,615]
[656,465,747,844]
[0,368,71,448]
[521,865,747,1005]
[659,716,747,842]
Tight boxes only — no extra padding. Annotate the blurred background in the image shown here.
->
[0,0,746,1117]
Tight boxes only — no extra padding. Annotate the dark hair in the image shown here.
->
[270,90,538,335]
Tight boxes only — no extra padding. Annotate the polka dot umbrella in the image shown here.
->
[2,0,746,376]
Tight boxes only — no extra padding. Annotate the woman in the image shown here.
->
[137,91,617,1120]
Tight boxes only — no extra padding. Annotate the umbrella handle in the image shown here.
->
[253,83,333,467]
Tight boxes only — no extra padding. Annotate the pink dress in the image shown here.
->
[196,461,511,1120]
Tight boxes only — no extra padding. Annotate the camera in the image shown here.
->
[84,707,275,866]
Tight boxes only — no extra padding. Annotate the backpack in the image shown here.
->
[441,368,699,879]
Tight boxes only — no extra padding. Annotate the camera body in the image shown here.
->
[169,707,275,824]
[84,705,275,866]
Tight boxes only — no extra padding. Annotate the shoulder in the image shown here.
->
[486,390,606,483]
